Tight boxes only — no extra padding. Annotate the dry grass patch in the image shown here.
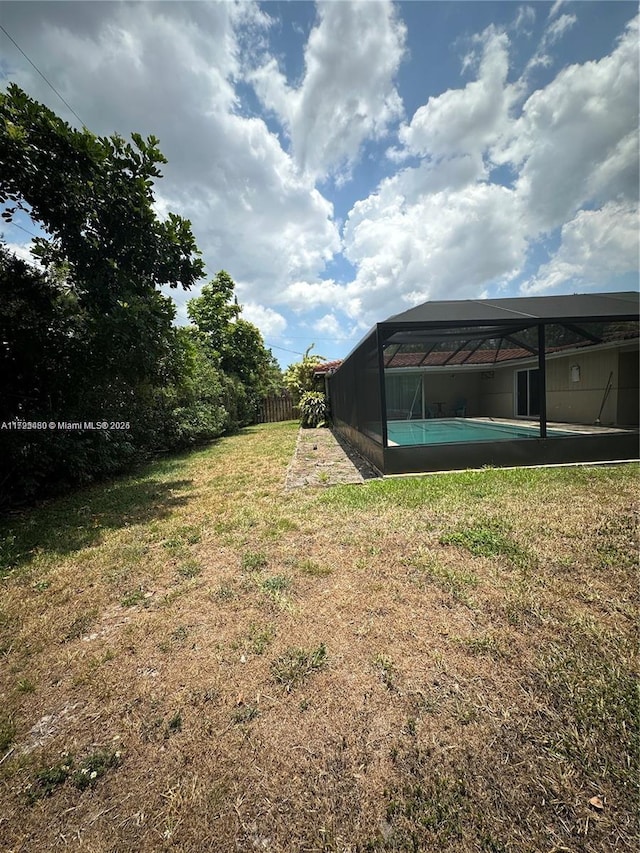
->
[0,426,637,852]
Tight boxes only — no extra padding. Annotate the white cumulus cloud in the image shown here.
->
[240,302,288,339]
[313,313,350,340]
[498,14,639,233]
[342,181,526,323]
[320,9,638,326]
[398,27,515,180]
[522,201,640,294]
[249,0,406,181]
[0,1,341,318]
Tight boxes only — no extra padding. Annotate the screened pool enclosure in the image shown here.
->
[328,292,639,475]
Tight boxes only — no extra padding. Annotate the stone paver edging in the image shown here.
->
[285,427,379,489]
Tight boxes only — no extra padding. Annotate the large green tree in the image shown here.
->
[0,84,204,397]
[187,270,282,422]
[186,270,241,361]
[0,85,205,505]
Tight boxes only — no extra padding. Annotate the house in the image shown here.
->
[326,291,639,475]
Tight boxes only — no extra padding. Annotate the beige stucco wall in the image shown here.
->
[545,348,619,424]
[387,342,638,425]
[478,345,638,425]
[421,372,481,416]
[478,367,515,418]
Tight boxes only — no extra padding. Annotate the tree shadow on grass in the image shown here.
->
[0,465,195,577]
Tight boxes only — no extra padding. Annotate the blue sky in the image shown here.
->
[1,1,638,367]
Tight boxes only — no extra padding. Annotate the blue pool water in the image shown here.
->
[387,418,575,446]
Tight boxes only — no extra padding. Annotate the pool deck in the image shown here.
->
[468,417,627,435]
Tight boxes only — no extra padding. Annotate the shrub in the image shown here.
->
[282,345,326,403]
[299,392,328,428]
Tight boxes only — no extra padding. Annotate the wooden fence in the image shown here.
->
[258,392,296,423]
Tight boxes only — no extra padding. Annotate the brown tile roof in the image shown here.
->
[385,348,534,368]
[313,359,343,375]
[317,329,637,374]
[314,348,534,373]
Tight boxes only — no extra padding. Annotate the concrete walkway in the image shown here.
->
[285,427,379,489]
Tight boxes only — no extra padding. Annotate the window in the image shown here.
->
[516,368,540,417]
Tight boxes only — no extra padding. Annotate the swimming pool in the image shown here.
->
[387,418,576,446]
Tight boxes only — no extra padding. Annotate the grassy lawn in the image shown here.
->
[0,421,638,852]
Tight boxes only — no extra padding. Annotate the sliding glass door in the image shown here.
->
[516,368,540,417]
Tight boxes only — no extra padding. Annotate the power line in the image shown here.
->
[265,342,307,356]
[6,221,42,240]
[272,335,355,342]
[0,24,87,128]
